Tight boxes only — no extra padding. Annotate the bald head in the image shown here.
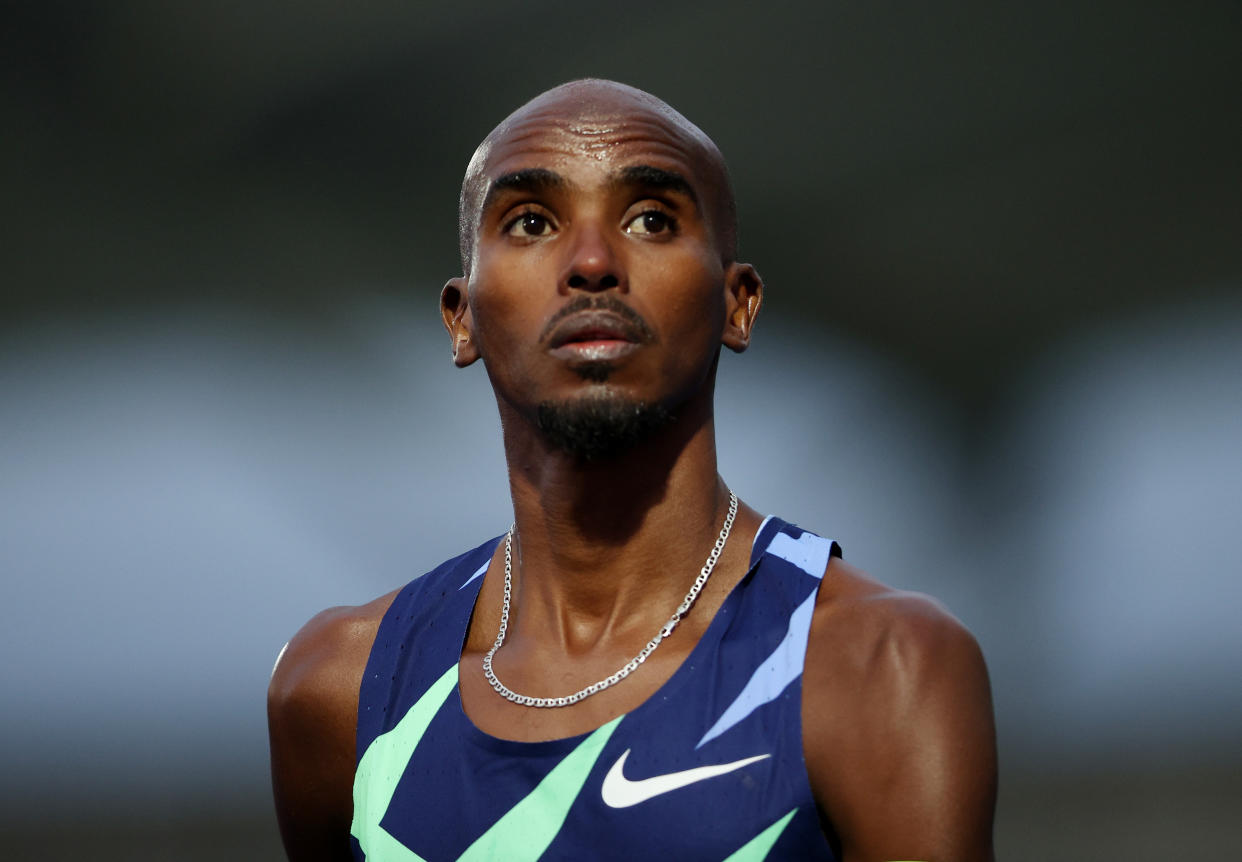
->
[457,80,737,272]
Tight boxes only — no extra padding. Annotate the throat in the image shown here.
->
[479,492,738,710]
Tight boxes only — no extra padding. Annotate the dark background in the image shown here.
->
[3,2,1240,859]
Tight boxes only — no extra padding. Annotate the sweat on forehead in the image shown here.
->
[457,79,737,271]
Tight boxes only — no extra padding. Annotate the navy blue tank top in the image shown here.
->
[351,516,841,861]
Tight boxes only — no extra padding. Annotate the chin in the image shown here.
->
[534,391,673,461]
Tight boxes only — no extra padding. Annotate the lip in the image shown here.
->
[548,338,640,363]
[545,311,648,364]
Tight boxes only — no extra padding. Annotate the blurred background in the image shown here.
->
[3,2,1239,859]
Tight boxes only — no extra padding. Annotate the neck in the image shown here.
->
[497,388,732,642]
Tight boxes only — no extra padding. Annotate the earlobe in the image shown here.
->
[440,277,480,367]
[721,263,764,353]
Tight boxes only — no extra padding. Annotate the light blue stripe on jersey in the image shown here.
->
[458,560,488,590]
[697,530,835,749]
[766,531,833,580]
[697,590,818,748]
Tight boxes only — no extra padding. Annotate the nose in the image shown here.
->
[559,220,626,293]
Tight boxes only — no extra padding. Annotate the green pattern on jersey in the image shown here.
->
[351,663,457,860]
[721,809,798,861]
[351,667,795,861]
[457,716,623,861]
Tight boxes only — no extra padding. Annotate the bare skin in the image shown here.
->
[268,80,996,861]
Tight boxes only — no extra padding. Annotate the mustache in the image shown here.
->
[539,295,656,344]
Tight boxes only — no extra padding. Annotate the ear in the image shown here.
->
[440,277,479,367]
[721,263,764,353]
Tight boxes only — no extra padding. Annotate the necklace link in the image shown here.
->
[484,491,739,708]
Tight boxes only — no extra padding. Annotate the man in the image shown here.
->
[268,79,997,861]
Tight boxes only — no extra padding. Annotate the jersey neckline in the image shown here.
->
[450,515,788,756]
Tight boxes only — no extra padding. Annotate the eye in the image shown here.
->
[506,211,554,237]
[625,210,674,236]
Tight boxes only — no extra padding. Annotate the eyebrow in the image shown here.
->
[480,168,567,216]
[612,165,699,208]
[477,164,701,223]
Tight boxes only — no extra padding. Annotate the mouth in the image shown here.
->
[546,311,647,362]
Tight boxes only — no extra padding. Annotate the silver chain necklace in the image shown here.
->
[482,491,738,708]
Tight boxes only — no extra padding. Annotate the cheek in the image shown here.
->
[468,265,525,353]
[661,254,726,335]
[467,283,557,385]
[469,244,557,327]
[650,256,728,379]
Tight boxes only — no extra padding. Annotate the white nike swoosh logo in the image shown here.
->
[600,748,771,808]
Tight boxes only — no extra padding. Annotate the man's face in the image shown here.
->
[447,91,750,449]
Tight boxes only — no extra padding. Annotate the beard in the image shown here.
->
[535,390,673,462]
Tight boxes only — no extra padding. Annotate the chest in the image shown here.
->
[352,526,840,860]
[455,639,697,743]
[354,674,829,861]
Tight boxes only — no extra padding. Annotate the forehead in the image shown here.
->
[470,95,714,198]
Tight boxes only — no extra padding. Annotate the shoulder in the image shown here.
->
[267,590,399,861]
[806,558,987,685]
[802,558,996,861]
[268,590,401,735]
